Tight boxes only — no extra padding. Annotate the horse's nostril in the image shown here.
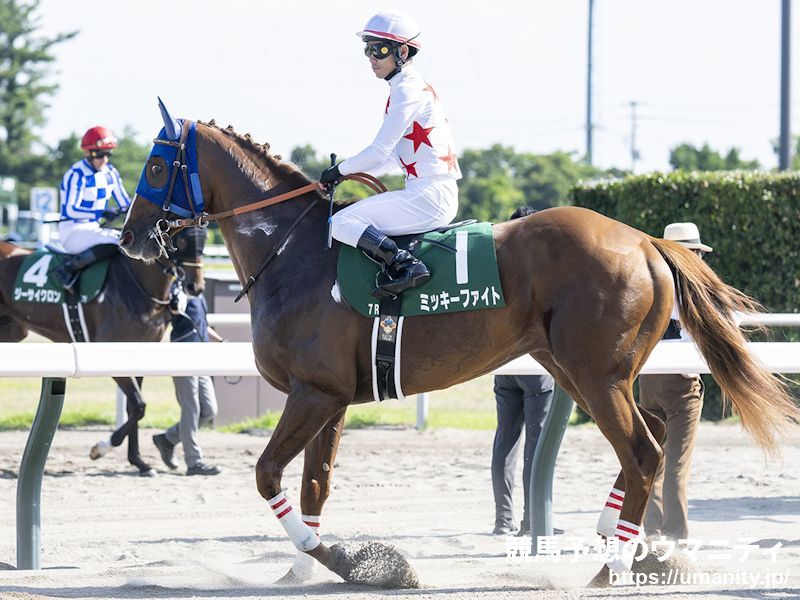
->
[119,230,134,248]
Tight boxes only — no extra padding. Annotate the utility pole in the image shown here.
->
[779,0,791,170]
[629,101,640,173]
[585,0,595,165]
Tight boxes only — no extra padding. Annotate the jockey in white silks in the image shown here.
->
[320,10,462,297]
[53,125,131,292]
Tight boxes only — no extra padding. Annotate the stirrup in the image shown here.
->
[372,268,430,298]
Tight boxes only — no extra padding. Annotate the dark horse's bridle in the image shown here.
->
[145,119,386,300]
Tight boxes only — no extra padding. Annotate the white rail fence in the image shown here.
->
[4,314,800,570]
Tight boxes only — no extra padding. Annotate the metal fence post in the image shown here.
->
[530,386,574,554]
[16,377,66,570]
[416,392,428,431]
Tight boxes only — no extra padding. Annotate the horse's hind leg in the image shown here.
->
[595,407,666,538]
[276,407,347,584]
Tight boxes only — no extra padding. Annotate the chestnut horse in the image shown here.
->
[0,230,205,476]
[120,115,798,586]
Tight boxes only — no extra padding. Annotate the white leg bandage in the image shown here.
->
[605,519,642,574]
[268,491,320,552]
[596,487,625,537]
[290,515,321,578]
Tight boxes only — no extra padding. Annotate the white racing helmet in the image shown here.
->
[356,10,421,49]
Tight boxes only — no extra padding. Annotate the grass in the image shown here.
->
[0,369,502,432]
[0,376,181,431]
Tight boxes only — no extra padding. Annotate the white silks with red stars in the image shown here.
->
[339,66,461,181]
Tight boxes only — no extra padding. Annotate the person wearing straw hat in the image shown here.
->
[638,221,712,539]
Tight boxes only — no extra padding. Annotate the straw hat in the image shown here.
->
[663,222,713,252]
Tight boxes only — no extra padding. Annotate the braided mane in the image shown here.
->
[200,119,316,191]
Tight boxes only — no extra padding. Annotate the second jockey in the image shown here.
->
[320,10,461,297]
[53,125,131,292]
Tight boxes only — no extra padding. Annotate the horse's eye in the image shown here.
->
[151,164,162,176]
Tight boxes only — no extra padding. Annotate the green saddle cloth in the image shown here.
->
[13,251,110,304]
[337,222,506,318]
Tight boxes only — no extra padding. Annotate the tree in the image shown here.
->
[668,143,760,171]
[0,0,76,201]
[457,145,607,221]
[289,144,404,201]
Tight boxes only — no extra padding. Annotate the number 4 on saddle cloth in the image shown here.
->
[336,221,506,402]
[13,251,109,305]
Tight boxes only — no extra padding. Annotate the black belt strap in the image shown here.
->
[64,290,87,342]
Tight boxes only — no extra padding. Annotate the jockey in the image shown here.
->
[320,10,461,297]
[53,126,131,292]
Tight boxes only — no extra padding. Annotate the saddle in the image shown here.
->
[13,249,110,305]
[337,220,505,318]
[336,220,506,402]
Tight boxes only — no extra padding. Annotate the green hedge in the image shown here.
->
[570,170,800,419]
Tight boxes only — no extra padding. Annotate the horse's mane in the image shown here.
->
[200,120,366,209]
[200,119,320,193]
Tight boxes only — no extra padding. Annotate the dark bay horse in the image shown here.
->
[0,231,205,476]
[119,117,799,586]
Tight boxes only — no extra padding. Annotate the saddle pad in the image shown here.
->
[13,252,109,304]
[337,222,505,318]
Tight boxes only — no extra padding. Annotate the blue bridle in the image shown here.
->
[135,118,206,219]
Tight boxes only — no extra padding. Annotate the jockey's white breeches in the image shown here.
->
[58,221,121,254]
[331,175,459,247]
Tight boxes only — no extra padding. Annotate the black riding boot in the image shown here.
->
[356,226,430,297]
[52,243,119,293]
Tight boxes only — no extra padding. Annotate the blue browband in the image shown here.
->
[135,119,205,218]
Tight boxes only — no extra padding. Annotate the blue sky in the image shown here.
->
[36,1,798,173]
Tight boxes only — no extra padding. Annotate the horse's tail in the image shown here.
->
[651,237,799,454]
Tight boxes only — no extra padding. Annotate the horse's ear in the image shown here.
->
[157,96,180,140]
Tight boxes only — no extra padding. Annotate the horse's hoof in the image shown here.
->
[89,440,111,460]
[329,542,419,589]
[138,468,157,478]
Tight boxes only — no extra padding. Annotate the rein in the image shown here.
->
[162,172,387,231]
[119,255,177,307]
[227,173,387,302]
[145,120,390,300]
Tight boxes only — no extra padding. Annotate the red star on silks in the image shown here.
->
[438,146,458,173]
[385,95,391,114]
[422,82,440,103]
[400,156,418,178]
[403,121,434,152]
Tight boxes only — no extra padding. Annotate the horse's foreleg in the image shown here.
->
[104,377,154,476]
[276,407,347,584]
[255,383,346,569]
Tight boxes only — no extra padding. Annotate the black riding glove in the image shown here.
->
[319,163,343,186]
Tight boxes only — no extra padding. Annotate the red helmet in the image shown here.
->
[81,126,118,152]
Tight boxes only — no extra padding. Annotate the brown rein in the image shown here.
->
[166,172,387,230]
